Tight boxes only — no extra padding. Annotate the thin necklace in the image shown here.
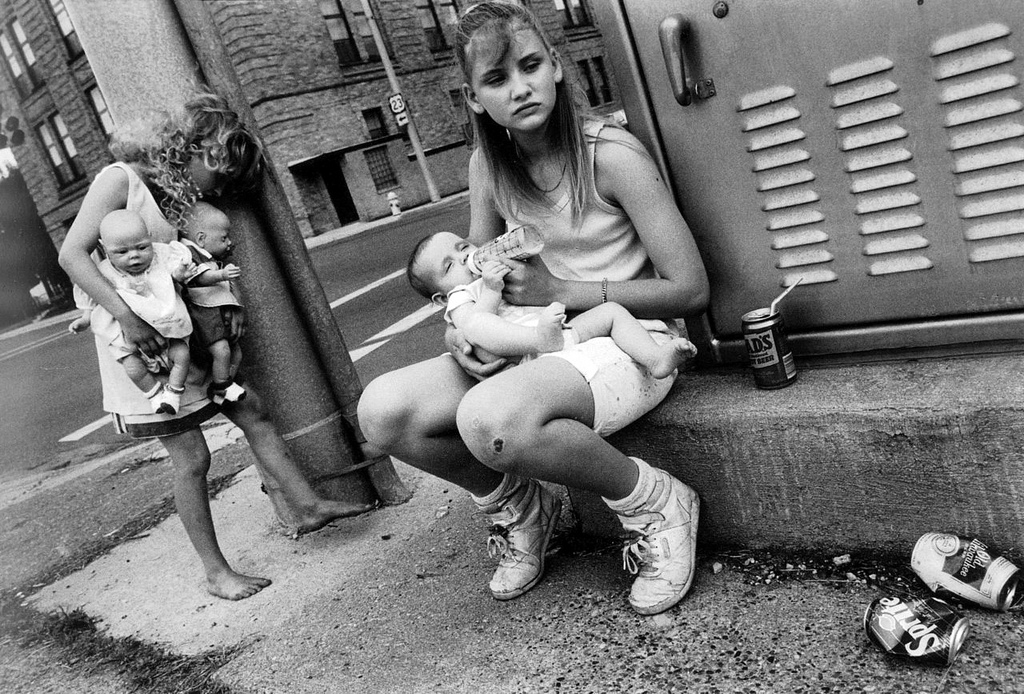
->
[531,161,566,194]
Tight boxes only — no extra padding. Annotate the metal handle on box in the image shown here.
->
[659,14,692,106]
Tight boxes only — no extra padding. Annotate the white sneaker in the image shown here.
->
[150,385,182,415]
[618,469,699,615]
[480,478,561,600]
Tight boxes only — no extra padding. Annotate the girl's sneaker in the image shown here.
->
[150,384,183,415]
[475,476,561,600]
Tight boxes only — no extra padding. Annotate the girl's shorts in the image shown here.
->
[539,333,678,437]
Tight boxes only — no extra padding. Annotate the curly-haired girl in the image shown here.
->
[60,88,371,601]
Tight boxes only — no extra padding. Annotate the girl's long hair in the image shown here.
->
[109,89,263,233]
[455,1,596,225]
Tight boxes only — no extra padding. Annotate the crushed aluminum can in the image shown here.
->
[911,532,1020,611]
[864,595,969,665]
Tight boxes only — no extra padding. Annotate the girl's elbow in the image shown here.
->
[674,277,710,316]
[57,246,74,273]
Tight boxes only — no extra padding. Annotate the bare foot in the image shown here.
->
[206,569,272,600]
[649,338,699,379]
[293,499,377,537]
[535,302,567,353]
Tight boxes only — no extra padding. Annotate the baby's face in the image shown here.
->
[416,232,477,296]
[102,221,154,275]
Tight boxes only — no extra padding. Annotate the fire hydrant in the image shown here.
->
[387,191,402,217]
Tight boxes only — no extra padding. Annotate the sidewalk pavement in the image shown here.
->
[24,445,1024,693]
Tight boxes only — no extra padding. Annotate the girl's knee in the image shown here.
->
[456,387,532,473]
[166,444,212,479]
[358,375,409,448]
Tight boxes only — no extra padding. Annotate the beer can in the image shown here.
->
[864,595,969,665]
[741,307,797,389]
[911,532,1020,611]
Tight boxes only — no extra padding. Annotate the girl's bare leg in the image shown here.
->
[456,357,639,500]
[160,428,271,600]
[358,355,505,497]
[221,387,375,534]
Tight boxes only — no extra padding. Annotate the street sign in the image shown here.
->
[389,93,409,127]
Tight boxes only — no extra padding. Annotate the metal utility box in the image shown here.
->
[592,0,1024,362]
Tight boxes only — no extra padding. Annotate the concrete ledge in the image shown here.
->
[572,354,1024,554]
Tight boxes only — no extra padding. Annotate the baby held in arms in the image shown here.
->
[407,230,697,377]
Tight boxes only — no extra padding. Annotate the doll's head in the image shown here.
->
[99,210,153,276]
[185,201,234,260]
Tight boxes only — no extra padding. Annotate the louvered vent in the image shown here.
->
[828,57,932,277]
[739,86,834,287]
[932,22,1024,264]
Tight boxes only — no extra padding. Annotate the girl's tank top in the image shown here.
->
[509,121,674,333]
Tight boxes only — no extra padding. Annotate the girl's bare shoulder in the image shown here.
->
[591,124,650,167]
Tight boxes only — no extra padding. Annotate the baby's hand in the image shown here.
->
[480,259,510,292]
[68,315,91,334]
[223,264,241,280]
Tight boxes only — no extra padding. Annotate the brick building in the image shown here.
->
[0,0,621,249]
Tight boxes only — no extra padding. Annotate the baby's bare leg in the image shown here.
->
[121,354,160,394]
[229,343,243,379]
[568,302,697,379]
[208,339,233,384]
[166,339,191,390]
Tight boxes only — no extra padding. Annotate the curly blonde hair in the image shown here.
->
[109,89,263,233]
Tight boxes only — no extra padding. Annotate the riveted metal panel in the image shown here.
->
[598,0,1024,360]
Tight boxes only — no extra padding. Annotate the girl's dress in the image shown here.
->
[91,162,218,437]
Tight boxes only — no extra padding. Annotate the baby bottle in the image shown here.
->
[466,225,544,275]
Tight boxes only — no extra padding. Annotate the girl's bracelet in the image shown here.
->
[601,277,608,304]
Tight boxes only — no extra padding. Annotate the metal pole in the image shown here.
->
[170,0,409,505]
[359,0,441,202]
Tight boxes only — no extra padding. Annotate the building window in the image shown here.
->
[554,0,591,29]
[417,1,459,53]
[1,20,43,96]
[364,146,398,192]
[48,0,83,57]
[362,107,387,139]
[577,59,612,107]
[592,56,613,103]
[319,0,380,66]
[87,86,115,136]
[37,113,82,186]
[449,88,472,145]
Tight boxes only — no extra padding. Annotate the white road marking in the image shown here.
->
[58,416,113,442]
[349,304,442,361]
[329,269,405,308]
[0,329,68,363]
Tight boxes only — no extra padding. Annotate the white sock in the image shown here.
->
[602,457,656,513]
[471,473,521,507]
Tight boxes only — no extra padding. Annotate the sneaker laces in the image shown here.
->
[487,524,514,562]
[621,522,662,575]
